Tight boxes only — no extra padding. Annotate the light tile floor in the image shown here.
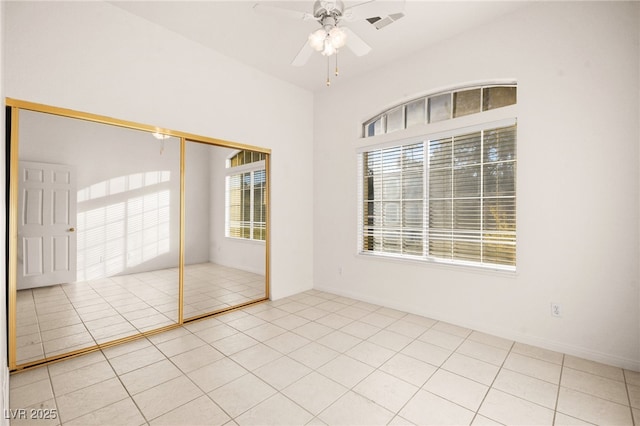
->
[9,290,639,425]
[15,263,265,365]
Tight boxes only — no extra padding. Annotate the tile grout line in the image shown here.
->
[252,300,401,424]
[56,279,131,357]
[150,322,236,423]
[551,352,566,426]
[468,339,515,425]
[44,365,63,426]
[15,288,44,365]
[244,310,344,425]
[381,317,456,425]
[298,304,409,424]
[23,288,51,364]
[281,298,508,424]
[20,263,257,368]
[623,369,637,426]
[49,356,131,425]
[369,311,439,423]
[111,325,207,422]
[56,283,100,358]
[100,341,152,426]
[109,321,229,424]
[549,356,631,424]
[157,316,300,425]
[207,326,315,424]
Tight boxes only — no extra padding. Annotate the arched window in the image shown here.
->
[227,150,267,168]
[363,84,516,137]
[358,84,517,270]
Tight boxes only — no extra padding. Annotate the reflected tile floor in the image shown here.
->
[15,263,265,365]
[9,290,639,425]
[183,263,265,319]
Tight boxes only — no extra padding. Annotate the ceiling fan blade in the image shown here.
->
[343,0,405,21]
[291,41,315,67]
[342,27,371,57]
[252,3,316,21]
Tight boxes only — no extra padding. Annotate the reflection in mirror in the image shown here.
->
[15,110,180,365]
[183,142,267,320]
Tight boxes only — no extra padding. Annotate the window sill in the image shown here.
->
[225,236,266,245]
[356,251,517,277]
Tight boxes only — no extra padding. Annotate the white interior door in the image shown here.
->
[17,161,77,290]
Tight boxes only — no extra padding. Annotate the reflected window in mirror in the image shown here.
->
[225,150,266,241]
[183,144,268,321]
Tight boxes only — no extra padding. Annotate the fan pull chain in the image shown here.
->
[326,55,331,86]
[335,50,339,76]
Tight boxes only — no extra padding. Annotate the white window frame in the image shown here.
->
[225,159,266,242]
[362,83,517,138]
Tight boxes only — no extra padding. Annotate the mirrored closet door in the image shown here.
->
[183,141,268,321]
[6,99,270,371]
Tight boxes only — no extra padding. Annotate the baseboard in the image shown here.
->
[209,259,265,276]
[313,284,640,372]
[1,365,9,426]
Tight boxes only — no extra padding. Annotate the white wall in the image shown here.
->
[314,2,640,370]
[4,1,314,300]
[0,0,9,422]
[183,141,213,267]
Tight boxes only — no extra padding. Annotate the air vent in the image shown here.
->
[366,13,405,30]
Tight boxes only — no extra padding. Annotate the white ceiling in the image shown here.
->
[111,1,529,92]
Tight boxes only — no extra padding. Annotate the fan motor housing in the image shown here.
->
[313,0,345,19]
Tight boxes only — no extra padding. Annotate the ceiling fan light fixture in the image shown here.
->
[329,26,347,48]
[309,28,327,51]
[152,132,170,140]
[321,39,336,56]
[262,0,390,84]
[309,25,346,56]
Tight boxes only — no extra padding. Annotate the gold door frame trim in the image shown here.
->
[5,98,271,154]
[179,137,186,325]
[6,98,271,371]
[265,154,271,299]
[7,106,20,371]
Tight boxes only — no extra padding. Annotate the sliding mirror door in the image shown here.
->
[7,99,271,370]
[12,108,181,366]
[183,141,268,320]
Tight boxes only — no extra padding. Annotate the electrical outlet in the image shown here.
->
[550,303,562,317]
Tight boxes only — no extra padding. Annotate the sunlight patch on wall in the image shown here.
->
[76,171,172,281]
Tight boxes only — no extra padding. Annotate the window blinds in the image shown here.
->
[226,168,267,242]
[226,172,250,239]
[362,143,425,256]
[359,122,516,269]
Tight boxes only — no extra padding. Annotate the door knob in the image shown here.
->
[68,227,75,232]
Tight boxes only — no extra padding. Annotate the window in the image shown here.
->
[363,84,516,137]
[361,143,425,256]
[359,121,517,270]
[225,151,266,241]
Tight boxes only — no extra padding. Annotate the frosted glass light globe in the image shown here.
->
[308,28,327,51]
[329,27,347,49]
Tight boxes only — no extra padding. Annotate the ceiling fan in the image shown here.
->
[253,0,405,86]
